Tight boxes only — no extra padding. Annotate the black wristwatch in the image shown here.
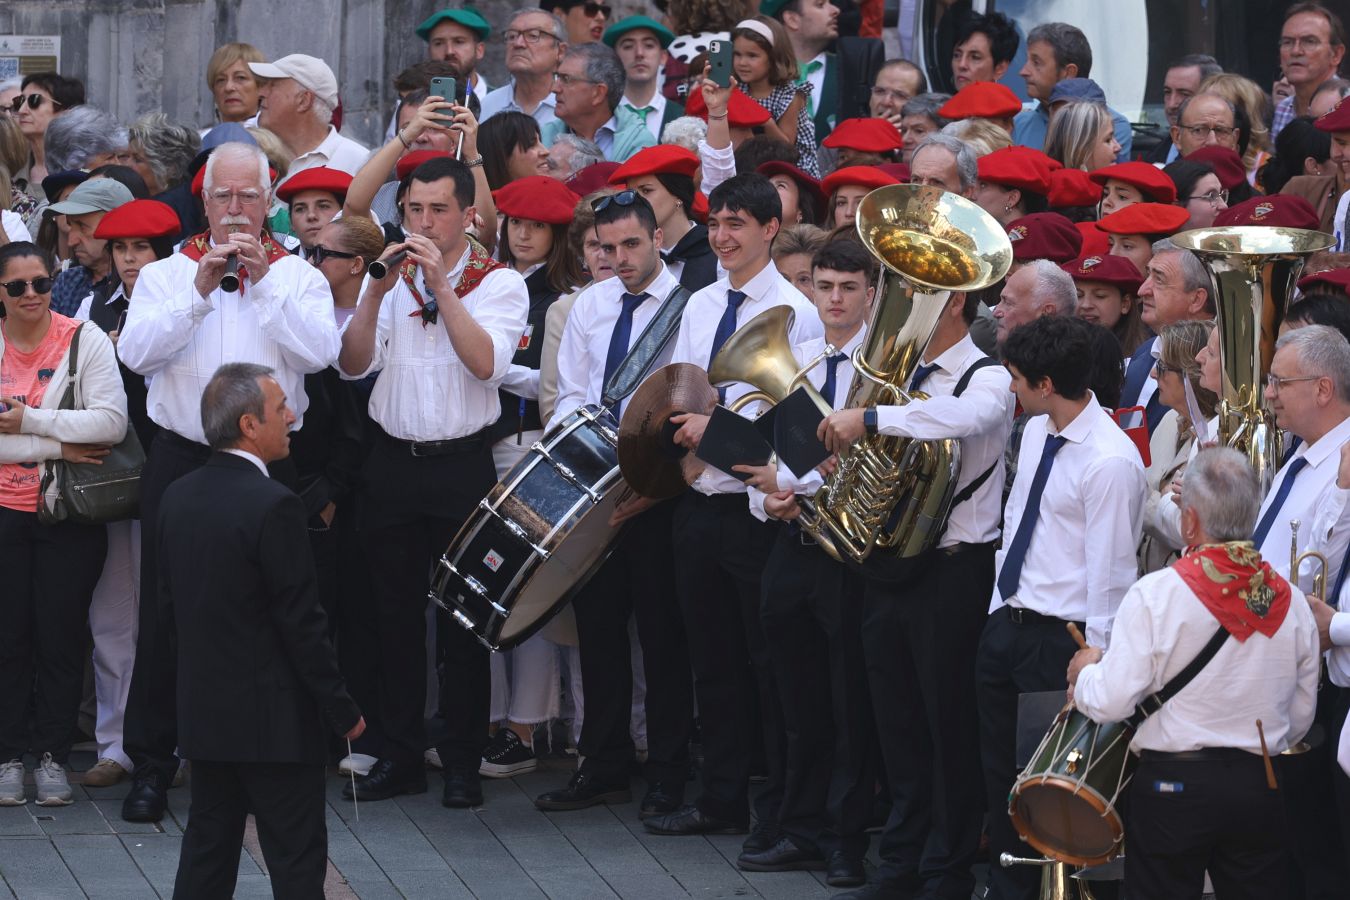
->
[863,407,878,435]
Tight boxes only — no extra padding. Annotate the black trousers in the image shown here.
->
[1127,751,1287,900]
[0,506,107,763]
[572,497,694,786]
[975,606,1080,900]
[360,432,495,771]
[760,526,874,860]
[1281,682,1350,900]
[865,544,993,898]
[172,759,327,900]
[330,504,381,758]
[671,490,783,824]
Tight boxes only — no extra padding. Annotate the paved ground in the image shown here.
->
[0,750,933,899]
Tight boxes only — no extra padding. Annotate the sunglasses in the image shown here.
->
[1,277,54,298]
[304,244,359,265]
[582,2,612,17]
[591,189,638,212]
[10,94,61,113]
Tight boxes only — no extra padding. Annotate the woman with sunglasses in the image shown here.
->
[0,241,129,806]
[12,74,85,199]
[607,145,719,291]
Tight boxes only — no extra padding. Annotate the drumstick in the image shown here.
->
[347,738,360,823]
[1066,622,1089,649]
[1255,720,1279,790]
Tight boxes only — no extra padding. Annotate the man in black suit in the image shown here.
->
[165,362,364,900]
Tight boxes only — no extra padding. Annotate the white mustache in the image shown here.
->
[219,215,252,226]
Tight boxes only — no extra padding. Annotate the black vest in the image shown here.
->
[489,266,562,443]
[87,279,159,450]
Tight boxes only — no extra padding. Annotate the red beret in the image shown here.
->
[493,175,581,226]
[1315,96,1350,133]
[692,190,709,223]
[1076,221,1111,256]
[822,117,904,153]
[1005,212,1083,263]
[1061,253,1145,293]
[610,144,700,184]
[396,150,452,183]
[876,162,911,182]
[1183,146,1247,191]
[685,88,771,128]
[567,162,622,197]
[820,166,901,197]
[1096,202,1191,236]
[756,161,827,215]
[93,199,182,241]
[1089,161,1177,204]
[1213,195,1322,230]
[191,163,278,197]
[1298,267,1350,294]
[1048,167,1100,208]
[276,166,353,204]
[977,146,1054,196]
[938,81,1023,120]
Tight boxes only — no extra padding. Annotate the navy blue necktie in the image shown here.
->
[1281,436,1303,466]
[821,353,847,407]
[710,289,747,404]
[997,434,1069,601]
[909,362,940,394]
[603,292,647,418]
[1252,456,1309,547]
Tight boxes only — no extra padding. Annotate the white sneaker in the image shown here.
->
[339,753,377,777]
[424,747,443,770]
[0,759,25,806]
[35,754,72,806]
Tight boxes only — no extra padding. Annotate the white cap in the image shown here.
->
[249,54,339,108]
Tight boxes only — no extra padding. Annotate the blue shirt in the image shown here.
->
[541,113,655,163]
[479,80,558,131]
[1012,102,1133,163]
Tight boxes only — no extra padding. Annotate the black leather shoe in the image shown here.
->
[535,770,630,811]
[741,815,780,853]
[343,758,427,801]
[643,804,748,836]
[826,851,866,887]
[121,770,169,823]
[441,768,483,808]
[737,835,826,872]
[639,781,682,819]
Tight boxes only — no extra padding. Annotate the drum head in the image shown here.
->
[1010,779,1124,867]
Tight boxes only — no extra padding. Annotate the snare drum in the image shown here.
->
[431,405,625,650]
[1009,707,1135,867]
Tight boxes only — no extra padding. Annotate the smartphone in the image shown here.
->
[708,40,733,89]
[429,76,458,125]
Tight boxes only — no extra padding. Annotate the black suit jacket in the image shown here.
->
[1121,338,1168,434]
[161,452,360,764]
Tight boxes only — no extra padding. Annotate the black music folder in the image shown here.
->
[772,387,832,477]
[696,405,773,479]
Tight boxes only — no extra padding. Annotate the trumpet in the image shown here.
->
[1289,518,1328,603]
[997,854,1100,900]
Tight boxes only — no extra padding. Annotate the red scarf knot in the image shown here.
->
[1174,541,1291,642]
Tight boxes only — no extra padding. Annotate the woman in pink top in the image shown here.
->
[0,242,128,807]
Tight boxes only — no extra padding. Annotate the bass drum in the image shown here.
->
[431,405,625,650]
[1009,708,1134,868]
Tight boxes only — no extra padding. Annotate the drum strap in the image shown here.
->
[1124,626,1229,730]
[601,284,693,409]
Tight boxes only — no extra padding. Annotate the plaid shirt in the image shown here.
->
[1271,95,1296,141]
[50,266,93,317]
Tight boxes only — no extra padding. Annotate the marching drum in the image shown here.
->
[430,405,625,650]
[1009,707,1135,867]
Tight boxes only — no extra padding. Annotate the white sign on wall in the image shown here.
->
[0,36,61,81]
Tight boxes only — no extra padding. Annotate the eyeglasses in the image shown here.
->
[504,28,561,45]
[582,2,612,17]
[304,245,360,265]
[869,86,912,104]
[1178,123,1237,140]
[1,277,54,298]
[206,189,265,206]
[10,94,62,113]
[553,72,599,87]
[592,190,638,212]
[1185,189,1229,206]
[1265,373,1322,391]
[1279,36,1327,52]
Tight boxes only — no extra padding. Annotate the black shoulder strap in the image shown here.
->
[66,322,84,381]
[601,283,693,408]
[953,355,999,398]
[944,356,1002,509]
[1124,626,1230,730]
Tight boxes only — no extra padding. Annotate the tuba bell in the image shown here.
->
[797,184,1012,563]
[1170,226,1334,494]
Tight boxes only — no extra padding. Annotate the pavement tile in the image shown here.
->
[52,834,157,898]
[0,834,85,899]
[32,800,114,836]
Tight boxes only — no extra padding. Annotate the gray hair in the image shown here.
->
[1026,258,1078,315]
[660,115,707,152]
[129,113,202,190]
[1276,324,1350,404]
[0,78,20,95]
[1151,239,1212,295]
[911,133,978,190]
[511,7,568,42]
[201,362,275,451]
[203,141,271,195]
[549,133,604,176]
[900,92,951,126]
[1170,54,1223,82]
[1181,447,1261,542]
[1175,92,1236,127]
[310,96,335,127]
[44,106,129,173]
[566,42,626,114]
[1026,22,1092,77]
[1314,78,1350,101]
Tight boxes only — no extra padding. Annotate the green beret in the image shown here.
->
[415,8,491,42]
[602,15,676,49]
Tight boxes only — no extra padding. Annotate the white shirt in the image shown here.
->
[118,249,341,443]
[222,447,269,476]
[670,260,822,495]
[801,51,828,109]
[991,398,1147,647]
[620,92,670,142]
[278,127,371,184]
[344,244,528,442]
[552,263,682,428]
[1148,413,1218,554]
[875,334,1014,547]
[698,140,735,198]
[1334,187,1349,254]
[1,210,31,243]
[74,283,126,322]
[480,81,558,130]
[1075,565,1319,755]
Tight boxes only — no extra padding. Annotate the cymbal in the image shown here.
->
[618,363,717,499]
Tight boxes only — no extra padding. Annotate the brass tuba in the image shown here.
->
[1170,226,1333,494]
[798,184,1012,563]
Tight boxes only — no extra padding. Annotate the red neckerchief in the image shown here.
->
[401,236,505,327]
[1173,541,1291,642]
[179,230,290,295]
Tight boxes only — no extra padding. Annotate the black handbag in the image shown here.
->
[36,322,145,525]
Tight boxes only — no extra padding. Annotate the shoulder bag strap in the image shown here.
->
[58,322,85,411]
[1124,626,1230,730]
[600,284,693,408]
[945,356,1002,509]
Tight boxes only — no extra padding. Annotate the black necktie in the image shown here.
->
[603,292,647,419]
[710,290,747,404]
[997,434,1069,601]
[1252,456,1309,547]
[821,353,847,408]
[909,362,940,394]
